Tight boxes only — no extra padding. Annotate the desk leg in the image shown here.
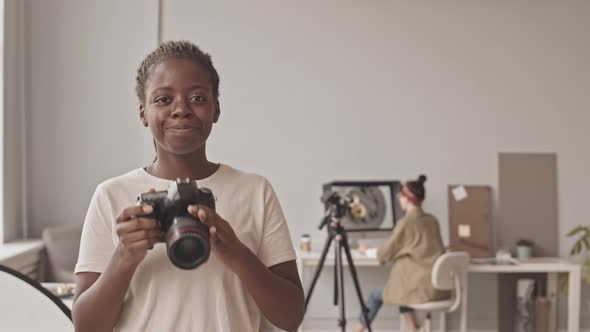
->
[399,315,404,332]
[439,312,447,332]
[547,273,558,332]
[298,259,304,332]
[460,273,468,332]
[567,268,581,332]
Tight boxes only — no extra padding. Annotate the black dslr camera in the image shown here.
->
[137,178,215,269]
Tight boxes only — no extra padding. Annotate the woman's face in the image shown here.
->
[398,193,409,212]
[139,58,220,157]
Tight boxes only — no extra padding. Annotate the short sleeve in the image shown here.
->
[74,185,116,274]
[257,179,296,267]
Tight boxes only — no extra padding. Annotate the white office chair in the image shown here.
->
[0,264,73,332]
[406,251,470,332]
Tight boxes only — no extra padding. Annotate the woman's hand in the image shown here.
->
[188,204,247,272]
[115,202,161,268]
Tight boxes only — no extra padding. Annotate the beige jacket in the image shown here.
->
[377,208,450,305]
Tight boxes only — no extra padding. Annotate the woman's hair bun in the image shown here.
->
[418,174,427,184]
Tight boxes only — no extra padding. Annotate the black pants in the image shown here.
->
[358,287,413,327]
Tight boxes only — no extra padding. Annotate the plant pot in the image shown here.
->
[516,245,533,259]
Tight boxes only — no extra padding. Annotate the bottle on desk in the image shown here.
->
[300,234,311,253]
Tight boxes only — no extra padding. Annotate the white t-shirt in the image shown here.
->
[75,164,296,332]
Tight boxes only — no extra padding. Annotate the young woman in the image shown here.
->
[72,41,304,332]
[354,175,448,332]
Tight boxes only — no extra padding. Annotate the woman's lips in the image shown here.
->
[167,127,199,135]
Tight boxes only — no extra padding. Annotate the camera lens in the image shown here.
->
[172,236,204,263]
[166,216,210,269]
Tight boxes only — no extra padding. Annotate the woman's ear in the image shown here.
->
[139,105,148,127]
[213,101,221,123]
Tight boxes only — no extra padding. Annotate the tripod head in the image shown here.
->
[318,191,351,230]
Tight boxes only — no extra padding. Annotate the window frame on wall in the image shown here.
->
[1,0,31,245]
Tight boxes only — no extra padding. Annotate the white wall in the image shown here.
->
[26,0,159,236]
[162,0,590,257]
[161,1,590,329]
[7,0,590,330]
[0,0,4,243]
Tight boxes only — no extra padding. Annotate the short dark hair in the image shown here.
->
[135,40,220,104]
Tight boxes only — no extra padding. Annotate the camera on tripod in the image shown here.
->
[319,191,351,225]
[304,180,403,332]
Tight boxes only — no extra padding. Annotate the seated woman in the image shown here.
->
[354,175,449,332]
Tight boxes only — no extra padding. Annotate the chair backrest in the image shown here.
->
[42,223,83,282]
[431,251,470,312]
[0,264,73,331]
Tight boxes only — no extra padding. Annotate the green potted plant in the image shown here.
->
[567,226,590,284]
[516,238,534,259]
[560,225,590,296]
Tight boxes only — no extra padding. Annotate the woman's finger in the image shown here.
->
[189,205,219,227]
[198,208,209,225]
[210,226,221,246]
[187,205,234,241]
[117,204,153,223]
[125,239,153,251]
[116,217,158,237]
[120,228,161,244]
[199,205,232,232]
[187,205,205,221]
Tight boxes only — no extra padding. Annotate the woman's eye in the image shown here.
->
[190,95,206,103]
[155,97,171,104]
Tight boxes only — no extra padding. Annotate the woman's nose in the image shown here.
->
[171,102,192,118]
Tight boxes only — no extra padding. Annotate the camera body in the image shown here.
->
[137,178,215,269]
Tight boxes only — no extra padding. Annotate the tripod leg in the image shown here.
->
[342,234,373,332]
[304,231,335,312]
[335,236,346,332]
[333,239,338,306]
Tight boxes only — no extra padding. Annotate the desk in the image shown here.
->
[298,251,582,332]
[469,258,581,332]
[41,283,74,309]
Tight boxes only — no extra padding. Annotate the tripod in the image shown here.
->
[304,205,373,332]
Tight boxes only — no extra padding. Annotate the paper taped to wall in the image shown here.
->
[458,224,471,238]
[452,185,468,201]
